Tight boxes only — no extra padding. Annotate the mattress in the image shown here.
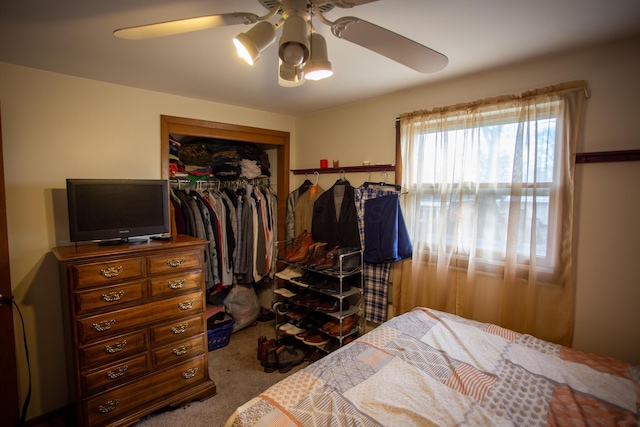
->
[225,307,640,426]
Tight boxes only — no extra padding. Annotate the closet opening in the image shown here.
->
[160,115,290,242]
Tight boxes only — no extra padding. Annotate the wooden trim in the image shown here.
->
[291,164,395,175]
[0,104,20,427]
[160,115,290,242]
[575,149,640,164]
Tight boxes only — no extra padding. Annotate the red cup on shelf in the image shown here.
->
[320,159,328,168]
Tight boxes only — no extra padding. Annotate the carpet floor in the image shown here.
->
[134,319,306,427]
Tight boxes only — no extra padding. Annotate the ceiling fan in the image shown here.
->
[114,0,448,86]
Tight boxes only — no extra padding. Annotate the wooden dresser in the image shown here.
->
[52,235,216,427]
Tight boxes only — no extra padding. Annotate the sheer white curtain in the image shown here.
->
[394,81,586,345]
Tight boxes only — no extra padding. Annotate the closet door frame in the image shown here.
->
[160,115,290,242]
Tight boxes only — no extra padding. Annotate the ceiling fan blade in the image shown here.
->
[329,0,381,8]
[113,12,259,40]
[331,16,448,73]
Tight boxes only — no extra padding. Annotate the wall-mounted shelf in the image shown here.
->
[291,164,395,175]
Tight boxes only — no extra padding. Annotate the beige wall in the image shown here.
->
[0,62,295,419]
[294,34,640,365]
[1,33,639,421]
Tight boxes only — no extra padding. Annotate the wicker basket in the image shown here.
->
[207,317,235,351]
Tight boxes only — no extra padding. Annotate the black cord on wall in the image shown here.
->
[2,295,31,427]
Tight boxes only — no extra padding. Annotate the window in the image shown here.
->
[401,97,571,281]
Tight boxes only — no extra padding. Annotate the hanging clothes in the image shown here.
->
[285,179,322,248]
[354,185,410,324]
[363,193,412,263]
[311,179,360,249]
[170,178,277,291]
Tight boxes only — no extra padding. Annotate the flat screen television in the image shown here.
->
[66,178,170,245]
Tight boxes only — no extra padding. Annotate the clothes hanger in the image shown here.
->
[309,171,320,198]
[362,171,402,191]
[298,173,313,195]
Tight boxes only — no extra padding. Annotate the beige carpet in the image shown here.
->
[134,319,306,427]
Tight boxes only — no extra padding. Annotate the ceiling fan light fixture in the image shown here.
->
[305,33,333,81]
[278,14,310,66]
[233,21,276,65]
[278,59,305,87]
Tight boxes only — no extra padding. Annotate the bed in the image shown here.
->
[225,307,640,426]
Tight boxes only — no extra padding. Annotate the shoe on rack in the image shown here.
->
[286,234,315,263]
[295,329,313,340]
[329,315,358,336]
[273,288,296,298]
[316,298,350,313]
[307,242,329,268]
[322,318,339,332]
[328,247,362,273]
[300,242,322,266]
[275,266,304,281]
[276,346,305,373]
[314,245,341,270]
[284,230,309,260]
[303,333,330,347]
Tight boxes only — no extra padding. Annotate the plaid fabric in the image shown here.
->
[355,187,399,324]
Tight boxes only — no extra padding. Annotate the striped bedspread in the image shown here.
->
[225,307,640,426]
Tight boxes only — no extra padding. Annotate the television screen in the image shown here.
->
[66,179,169,244]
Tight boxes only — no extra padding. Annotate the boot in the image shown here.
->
[307,243,329,268]
[284,230,308,260]
[286,234,315,263]
[257,336,267,360]
[264,347,278,373]
[315,245,340,270]
[259,339,276,366]
[276,345,305,373]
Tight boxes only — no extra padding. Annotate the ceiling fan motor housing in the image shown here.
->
[278,0,311,66]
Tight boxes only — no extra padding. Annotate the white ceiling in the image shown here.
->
[1,0,640,116]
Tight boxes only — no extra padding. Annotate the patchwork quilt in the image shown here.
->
[225,307,640,426]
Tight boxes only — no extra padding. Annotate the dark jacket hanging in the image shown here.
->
[311,180,361,249]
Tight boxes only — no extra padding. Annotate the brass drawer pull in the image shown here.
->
[92,319,116,332]
[178,300,195,310]
[167,258,186,268]
[171,323,189,334]
[101,290,124,302]
[168,279,186,290]
[173,344,191,356]
[104,340,127,354]
[97,399,120,413]
[100,266,123,278]
[181,367,198,379]
[106,364,128,379]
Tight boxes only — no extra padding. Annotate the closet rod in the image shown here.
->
[575,149,640,164]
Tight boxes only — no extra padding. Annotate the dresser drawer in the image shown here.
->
[73,257,145,289]
[149,271,202,298]
[82,354,150,394]
[77,291,204,342]
[147,249,202,275]
[74,280,146,314]
[153,334,205,367]
[79,331,148,369]
[151,314,205,345]
[84,355,207,426]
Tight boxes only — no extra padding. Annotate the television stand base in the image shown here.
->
[98,237,149,246]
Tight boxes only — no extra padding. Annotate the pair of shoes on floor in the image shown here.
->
[257,336,277,367]
[264,345,306,373]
